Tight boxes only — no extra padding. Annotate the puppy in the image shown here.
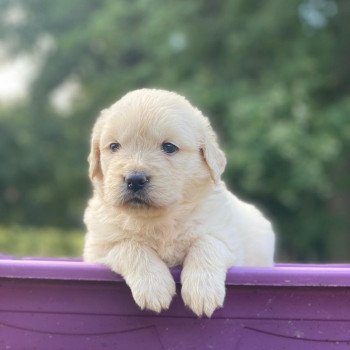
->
[83,89,275,317]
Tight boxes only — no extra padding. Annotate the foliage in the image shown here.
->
[0,0,349,261]
[0,226,83,257]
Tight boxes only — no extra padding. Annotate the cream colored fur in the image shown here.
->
[83,89,275,317]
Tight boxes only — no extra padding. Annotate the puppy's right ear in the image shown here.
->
[88,113,106,181]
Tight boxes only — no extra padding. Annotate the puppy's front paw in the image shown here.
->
[181,271,226,317]
[128,270,176,313]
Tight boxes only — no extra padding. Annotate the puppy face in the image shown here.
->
[89,89,226,216]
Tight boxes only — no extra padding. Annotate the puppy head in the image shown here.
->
[88,89,226,216]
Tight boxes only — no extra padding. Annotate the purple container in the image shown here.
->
[1,258,350,349]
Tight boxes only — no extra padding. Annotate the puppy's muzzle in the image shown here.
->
[125,172,150,193]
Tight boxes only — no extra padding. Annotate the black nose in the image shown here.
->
[125,172,149,192]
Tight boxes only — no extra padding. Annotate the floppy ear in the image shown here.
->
[88,114,106,181]
[201,120,227,184]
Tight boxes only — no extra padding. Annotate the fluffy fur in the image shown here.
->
[84,89,275,317]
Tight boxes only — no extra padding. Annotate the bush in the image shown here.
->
[0,226,84,258]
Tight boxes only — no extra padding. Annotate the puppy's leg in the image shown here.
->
[104,241,176,313]
[181,235,230,317]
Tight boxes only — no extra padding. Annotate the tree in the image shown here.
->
[0,0,349,261]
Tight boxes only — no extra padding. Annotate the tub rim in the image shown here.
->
[1,258,350,287]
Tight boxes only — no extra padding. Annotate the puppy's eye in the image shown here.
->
[109,142,121,152]
[162,142,179,154]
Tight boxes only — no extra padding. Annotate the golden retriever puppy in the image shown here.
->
[83,89,275,317]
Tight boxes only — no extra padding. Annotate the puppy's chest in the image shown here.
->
[141,227,194,267]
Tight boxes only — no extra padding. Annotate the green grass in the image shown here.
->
[0,226,84,258]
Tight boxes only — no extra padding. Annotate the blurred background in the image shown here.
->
[0,0,349,261]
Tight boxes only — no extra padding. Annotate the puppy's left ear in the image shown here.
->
[201,120,227,184]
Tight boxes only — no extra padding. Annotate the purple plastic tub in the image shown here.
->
[1,259,350,349]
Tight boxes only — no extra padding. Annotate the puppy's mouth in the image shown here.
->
[121,193,152,208]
